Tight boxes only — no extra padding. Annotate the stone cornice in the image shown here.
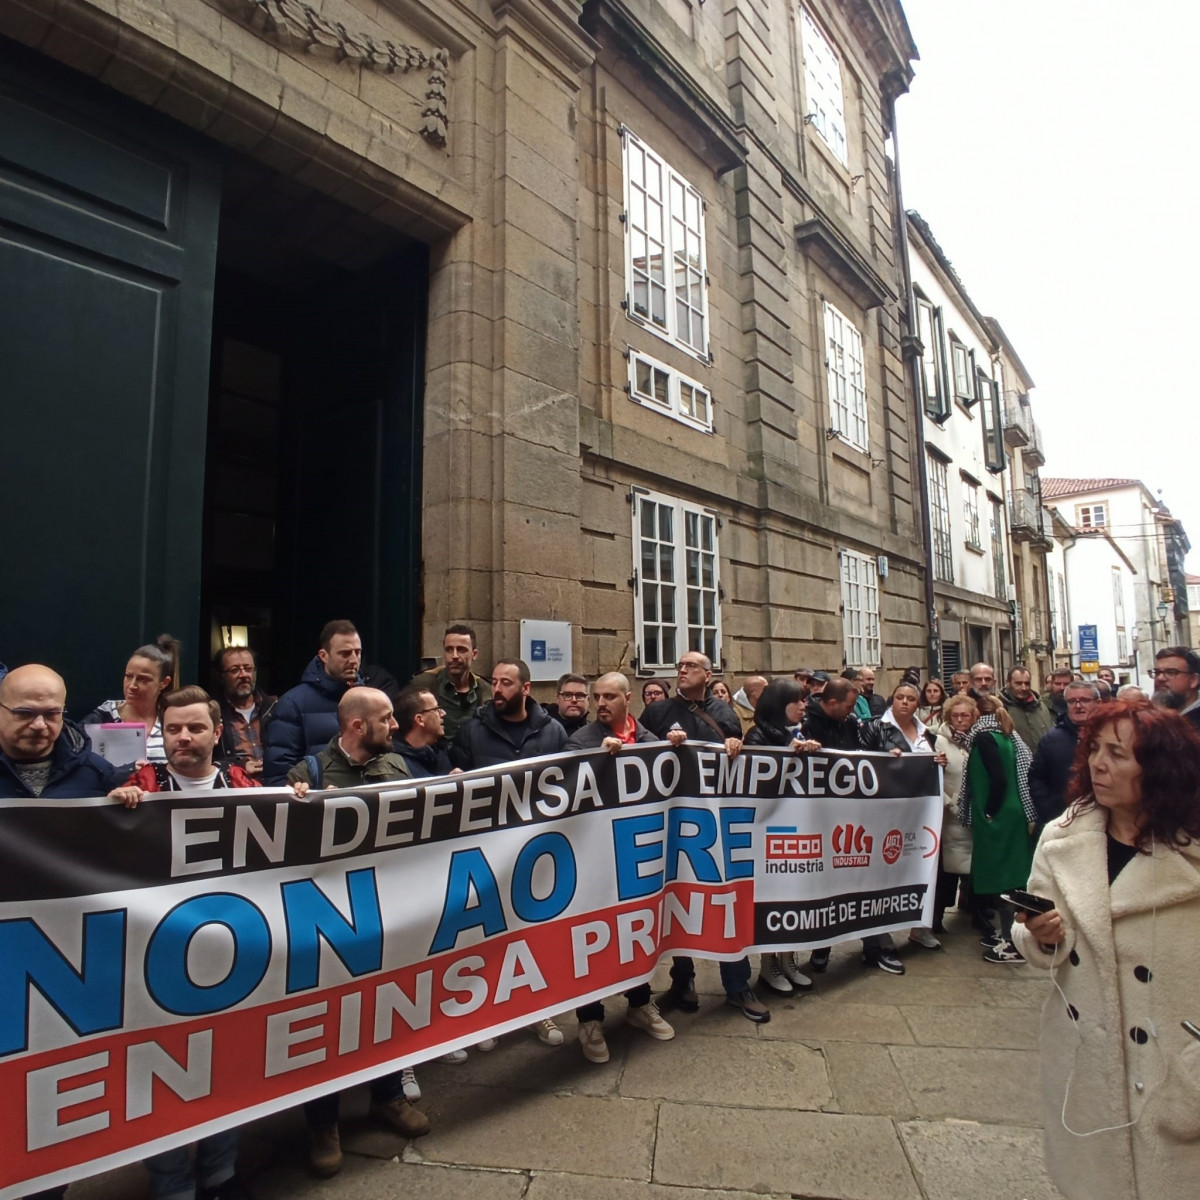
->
[795,211,896,310]
[581,0,746,177]
[490,0,598,76]
[845,0,919,98]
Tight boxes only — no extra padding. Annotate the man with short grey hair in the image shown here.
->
[1029,681,1100,824]
[969,661,996,696]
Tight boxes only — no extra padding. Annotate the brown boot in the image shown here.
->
[308,1124,343,1177]
[370,1096,431,1138]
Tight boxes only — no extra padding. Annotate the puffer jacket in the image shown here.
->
[0,721,125,798]
[1027,711,1080,824]
[393,739,453,779]
[450,699,567,770]
[264,657,360,784]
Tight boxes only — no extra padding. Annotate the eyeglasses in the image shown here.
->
[558,692,589,702]
[1066,698,1097,707]
[0,701,66,722]
[419,706,446,716]
[222,666,254,676]
[676,662,707,672]
[1150,667,1193,679]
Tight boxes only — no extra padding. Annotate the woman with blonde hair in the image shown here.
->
[925,692,977,935]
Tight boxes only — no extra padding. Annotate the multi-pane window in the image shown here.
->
[800,8,848,165]
[978,370,1005,472]
[623,129,708,358]
[916,298,949,421]
[990,496,1006,601]
[633,490,721,672]
[928,454,953,583]
[823,301,868,451]
[962,477,982,549]
[840,549,881,667]
[1078,503,1107,528]
[628,350,713,432]
[951,339,975,404]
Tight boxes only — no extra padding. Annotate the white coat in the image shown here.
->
[932,729,971,875]
[1012,805,1200,1200]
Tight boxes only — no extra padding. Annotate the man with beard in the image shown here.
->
[450,658,568,770]
[969,661,996,697]
[408,624,493,744]
[998,664,1053,750]
[566,672,681,1060]
[544,673,592,736]
[286,687,412,790]
[286,686,429,1174]
[213,646,276,776]
[1151,646,1200,732]
[449,659,568,1046]
[1039,667,1073,722]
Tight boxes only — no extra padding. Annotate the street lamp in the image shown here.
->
[1157,601,1170,623]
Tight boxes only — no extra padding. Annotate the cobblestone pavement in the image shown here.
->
[65,910,1063,1200]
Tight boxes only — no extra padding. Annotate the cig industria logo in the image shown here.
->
[831,822,872,868]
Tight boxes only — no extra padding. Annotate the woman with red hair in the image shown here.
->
[1012,701,1200,1200]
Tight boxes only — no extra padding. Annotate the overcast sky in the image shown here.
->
[895,0,1198,569]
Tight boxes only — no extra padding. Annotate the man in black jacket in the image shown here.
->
[393,686,455,778]
[1029,681,1099,823]
[544,673,592,737]
[450,658,568,771]
[641,652,768,1023]
[799,678,906,977]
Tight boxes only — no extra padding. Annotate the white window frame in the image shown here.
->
[928,454,953,583]
[800,8,848,166]
[1078,503,1107,529]
[840,549,881,667]
[963,478,982,549]
[621,128,709,360]
[632,488,722,674]
[823,300,869,452]
[628,348,713,433]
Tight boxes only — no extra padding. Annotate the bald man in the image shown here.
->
[0,664,123,798]
[731,674,768,735]
[566,672,684,751]
[287,687,412,792]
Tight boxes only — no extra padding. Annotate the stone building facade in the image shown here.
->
[0,0,924,705]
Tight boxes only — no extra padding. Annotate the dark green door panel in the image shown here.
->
[0,39,220,713]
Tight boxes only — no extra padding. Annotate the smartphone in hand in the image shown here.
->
[1001,889,1056,915]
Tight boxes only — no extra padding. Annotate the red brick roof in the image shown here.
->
[1041,477,1141,499]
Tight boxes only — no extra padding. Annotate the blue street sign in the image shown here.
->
[1078,624,1099,663]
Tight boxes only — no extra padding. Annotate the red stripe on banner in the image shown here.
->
[2,881,753,1194]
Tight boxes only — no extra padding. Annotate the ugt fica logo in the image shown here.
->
[831,822,872,868]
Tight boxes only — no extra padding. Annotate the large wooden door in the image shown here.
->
[0,40,220,712]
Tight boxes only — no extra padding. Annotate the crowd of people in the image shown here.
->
[2,628,1199,1200]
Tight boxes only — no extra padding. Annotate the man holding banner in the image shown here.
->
[567,673,682,1062]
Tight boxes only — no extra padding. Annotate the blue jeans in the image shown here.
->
[670,955,752,996]
[144,1129,238,1200]
[304,1070,407,1129]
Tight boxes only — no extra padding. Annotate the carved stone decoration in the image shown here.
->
[227,0,449,146]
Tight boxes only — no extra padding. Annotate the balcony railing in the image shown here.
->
[1009,486,1042,541]
[1002,393,1031,447]
[1023,415,1045,467]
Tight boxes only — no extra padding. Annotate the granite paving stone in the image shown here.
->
[619,1029,833,1109]
[653,1102,922,1200]
[889,1046,1044,1124]
[824,1040,917,1117]
[904,1003,1040,1049]
[899,1119,1064,1200]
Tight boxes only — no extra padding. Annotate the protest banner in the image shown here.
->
[0,744,940,1197]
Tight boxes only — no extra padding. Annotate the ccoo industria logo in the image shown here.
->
[763,826,824,874]
[831,822,872,868]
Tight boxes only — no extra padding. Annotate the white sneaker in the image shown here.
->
[439,1048,468,1064]
[757,953,793,995]
[475,1037,498,1051]
[578,1019,609,1063]
[400,1067,421,1101]
[535,1018,564,1046]
[908,927,942,950]
[780,952,814,991]
[626,1001,675,1041]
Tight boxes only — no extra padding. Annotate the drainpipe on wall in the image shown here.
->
[884,84,939,679]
